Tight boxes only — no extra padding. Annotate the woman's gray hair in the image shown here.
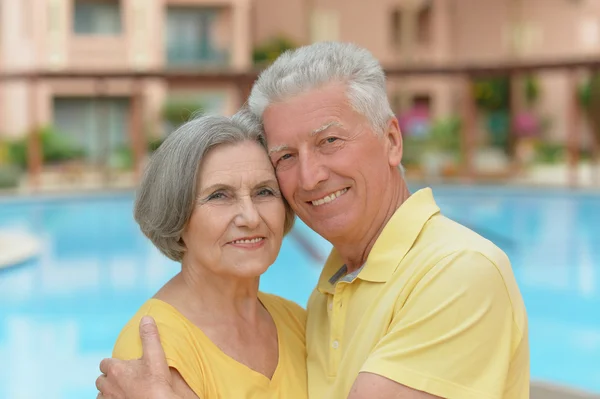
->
[247,41,395,134]
[134,109,295,262]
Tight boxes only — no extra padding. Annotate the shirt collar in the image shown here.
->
[316,188,440,293]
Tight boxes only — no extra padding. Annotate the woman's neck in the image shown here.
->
[155,260,264,326]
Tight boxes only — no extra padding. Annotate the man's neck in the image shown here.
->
[333,182,410,273]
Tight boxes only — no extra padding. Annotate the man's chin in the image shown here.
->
[304,216,354,241]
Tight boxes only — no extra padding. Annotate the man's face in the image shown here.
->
[262,83,403,242]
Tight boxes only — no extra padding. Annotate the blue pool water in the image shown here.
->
[0,185,599,398]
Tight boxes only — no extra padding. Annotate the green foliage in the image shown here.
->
[428,116,462,153]
[474,75,542,110]
[0,139,9,165]
[578,72,600,145]
[524,75,541,106]
[148,138,164,152]
[110,145,134,170]
[534,142,565,164]
[402,116,462,166]
[162,100,205,127]
[0,165,21,188]
[253,36,297,66]
[577,73,600,110]
[7,140,26,168]
[473,76,510,111]
[6,126,85,169]
[401,135,428,167]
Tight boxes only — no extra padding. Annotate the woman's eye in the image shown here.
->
[207,192,225,200]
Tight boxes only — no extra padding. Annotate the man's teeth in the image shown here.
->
[232,238,264,244]
[311,188,348,206]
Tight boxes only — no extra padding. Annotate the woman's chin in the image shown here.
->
[229,262,272,279]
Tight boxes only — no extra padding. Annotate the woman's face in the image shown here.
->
[181,140,286,278]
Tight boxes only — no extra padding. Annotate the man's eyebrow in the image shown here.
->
[267,121,343,155]
[311,121,343,136]
[268,144,289,156]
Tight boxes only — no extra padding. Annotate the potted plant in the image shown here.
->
[579,72,600,151]
[0,139,21,189]
[253,36,297,67]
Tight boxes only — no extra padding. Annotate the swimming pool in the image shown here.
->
[0,185,598,398]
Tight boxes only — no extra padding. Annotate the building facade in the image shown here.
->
[0,0,252,164]
[1,0,599,152]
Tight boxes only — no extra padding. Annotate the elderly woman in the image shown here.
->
[110,111,307,398]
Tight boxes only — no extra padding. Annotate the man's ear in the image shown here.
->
[385,118,403,168]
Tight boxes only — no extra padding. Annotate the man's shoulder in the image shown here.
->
[410,213,520,298]
[416,212,510,267]
[407,214,527,330]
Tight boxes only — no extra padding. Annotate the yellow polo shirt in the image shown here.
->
[306,188,529,399]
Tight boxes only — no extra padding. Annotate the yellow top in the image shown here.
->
[113,292,308,399]
[306,188,529,399]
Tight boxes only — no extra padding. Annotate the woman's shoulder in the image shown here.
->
[259,292,307,329]
[112,299,194,359]
[112,299,207,396]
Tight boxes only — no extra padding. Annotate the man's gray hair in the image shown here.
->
[247,41,395,134]
[134,110,295,262]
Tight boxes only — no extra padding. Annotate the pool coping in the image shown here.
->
[0,230,42,269]
[0,187,135,204]
[1,182,600,204]
[532,381,600,399]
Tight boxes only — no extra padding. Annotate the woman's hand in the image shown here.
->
[96,316,181,399]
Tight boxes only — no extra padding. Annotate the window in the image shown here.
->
[53,97,130,165]
[390,2,432,48]
[390,9,402,48]
[412,94,432,110]
[73,0,122,35]
[166,7,228,67]
[417,3,432,46]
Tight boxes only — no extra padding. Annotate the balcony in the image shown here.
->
[67,0,127,70]
[73,0,122,36]
[68,36,128,70]
[165,7,231,69]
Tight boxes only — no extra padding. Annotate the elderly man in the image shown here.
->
[97,42,529,399]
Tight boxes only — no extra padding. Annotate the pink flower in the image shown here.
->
[398,106,431,137]
[513,112,540,137]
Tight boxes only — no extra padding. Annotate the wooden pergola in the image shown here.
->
[384,57,600,186]
[1,56,598,189]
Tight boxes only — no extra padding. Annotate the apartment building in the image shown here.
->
[0,0,252,163]
[255,0,600,144]
[2,0,599,159]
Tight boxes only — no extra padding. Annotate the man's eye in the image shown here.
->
[257,188,275,196]
[279,154,292,162]
[324,137,338,144]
